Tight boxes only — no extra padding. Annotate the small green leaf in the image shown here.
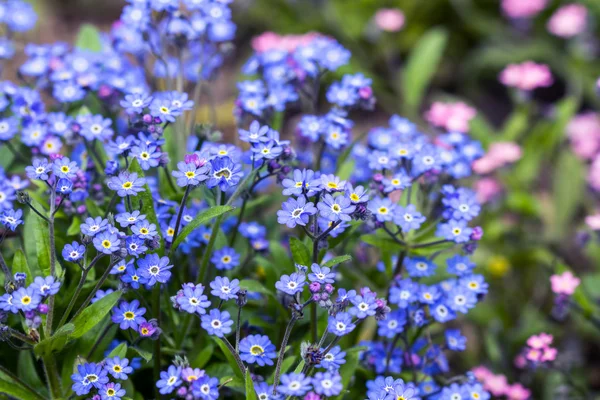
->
[322,255,352,268]
[18,351,45,392]
[107,343,128,359]
[245,368,258,400]
[71,290,122,339]
[131,346,153,362]
[360,233,405,252]
[550,151,585,239]
[67,216,81,236]
[25,208,51,276]
[211,337,244,379]
[401,28,448,114]
[12,249,33,285]
[75,24,102,52]
[171,205,235,252]
[336,158,355,181]
[34,323,75,357]
[293,360,305,373]
[192,343,214,369]
[289,236,311,266]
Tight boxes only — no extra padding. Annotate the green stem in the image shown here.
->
[169,185,191,258]
[273,314,298,394]
[42,354,62,399]
[45,181,57,335]
[152,285,162,400]
[70,259,118,321]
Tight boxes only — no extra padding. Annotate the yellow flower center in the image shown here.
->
[61,166,69,173]
[124,311,135,320]
[185,171,195,178]
[113,365,122,372]
[350,193,359,202]
[332,204,341,212]
[21,296,31,305]
[140,228,149,234]
[250,345,264,355]
[102,240,111,248]
[222,256,231,263]
[378,207,388,214]
[122,181,133,189]
[107,389,115,396]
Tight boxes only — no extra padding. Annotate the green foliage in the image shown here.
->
[71,290,122,339]
[75,24,103,52]
[289,236,311,266]
[171,205,234,252]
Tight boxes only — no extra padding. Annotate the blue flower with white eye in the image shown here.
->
[445,329,467,351]
[206,157,243,191]
[239,120,270,143]
[277,373,312,397]
[377,309,407,338]
[446,255,475,276]
[308,264,335,284]
[393,204,425,233]
[210,247,239,270]
[120,92,153,114]
[447,285,478,314]
[298,115,324,142]
[156,365,182,395]
[431,299,456,323]
[53,157,79,179]
[460,274,488,295]
[1,209,23,231]
[417,284,442,305]
[30,276,61,297]
[275,273,305,295]
[104,357,133,380]
[93,231,121,254]
[71,363,109,396]
[176,284,211,315]
[328,312,355,336]
[201,309,233,337]
[282,169,321,197]
[116,210,146,228]
[312,372,343,397]
[317,345,346,370]
[389,278,417,308]
[405,257,437,278]
[210,276,240,300]
[277,196,317,228]
[350,292,377,319]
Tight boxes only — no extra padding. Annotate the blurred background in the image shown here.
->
[6,0,600,396]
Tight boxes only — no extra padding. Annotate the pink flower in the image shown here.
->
[472,142,522,175]
[514,354,527,369]
[474,178,503,203]
[472,365,493,381]
[527,333,553,349]
[585,213,600,230]
[525,348,542,362]
[502,0,547,18]
[541,346,558,362]
[566,113,600,160]
[424,101,477,133]
[588,156,600,191]
[483,373,510,396]
[499,61,553,91]
[251,32,322,53]
[374,8,405,32]
[547,4,588,38]
[506,383,531,400]
[550,271,581,295]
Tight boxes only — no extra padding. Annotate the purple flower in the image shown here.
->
[277,196,317,228]
[112,300,147,330]
[201,309,233,337]
[317,194,355,222]
[275,272,306,295]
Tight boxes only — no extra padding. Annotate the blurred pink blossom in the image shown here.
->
[472,142,522,174]
[527,333,553,349]
[484,373,510,396]
[474,177,503,203]
[567,112,600,160]
[425,101,477,133]
[585,213,600,230]
[524,333,557,363]
[374,8,405,32]
[547,4,588,38]
[472,365,493,381]
[506,383,532,400]
[541,346,558,362]
[499,61,553,91]
[251,32,322,53]
[550,271,581,295]
[588,156,600,191]
[502,0,547,18]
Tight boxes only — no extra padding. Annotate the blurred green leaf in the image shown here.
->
[401,28,448,115]
[323,255,352,268]
[75,24,102,52]
[0,373,45,400]
[71,290,122,339]
[107,343,128,359]
[211,337,244,379]
[289,236,311,266]
[34,323,74,357]
[550,152,585,239]
[131,346,153,363]
[361,233,405,252]
[17,351,45,393]
[334,346,366,399]
[67,216,81,236]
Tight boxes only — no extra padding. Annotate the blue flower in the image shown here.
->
[12,287,41,311]
[56,178,73,195]
[446,191,481,221]
[447,286,478,314]
[81,216,108,237]
[417,284,442,305]
[436,219,473,243]
[239,334,277,366]
[431,300,456,323]
[172,161,209,187]
[93,231,121,254]
[71,363,109,395]
[132,220,158,239]
[107,172,147,197]
[99,382,126,400]
[275,272,306,295]
[25,158,51,180]
[383,171,412,192]
[53,157,79,179]
[312,371,342,397]
[191,375,220,400]
[209,276,240,300]
[201,309,233,337]
[210,247,239,270]
[389,278,417,308]
[318,194,355,222]
[460,274,488,295]
[156,365,182,395]
[446,255,475,276]
[206,157,243,191]
[112,300,147,330]
[121,263,147,289]
[350,291,378,319]
[277,373,312,397]
[445,329,467,351]
[30,276,61,296]
[346,184,368,204]
[405,257,437,278]
[308,264,335,284]
[328,312,356,336]
[239,120,270,143]
[393,204,426,233]
[320,174,346,192]
[277,196,318,228]
[138,254,172,286]
[80,115,113,141]
[104,357,133,380]
[120,93,153,114]
[176,284,211,314]
[116,210,146,228]
[131,142,161,170]
[377,309,407,339]
[238,221,266,239]
[317,345,346,370]
[1,209,23,231]
[368,197,395,223]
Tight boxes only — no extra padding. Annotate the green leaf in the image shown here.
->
[293,360,305,373]
[289,236,311,266]
[75,24,102,52]
[400,28,448,114]
[336,158,355,181]
[128,158,163,254]
[0,374,45,400]
[322,255,352,268]
[12,249,33,285]
[211,337,244,379]
[107,343,128,359]
[245,368,258,400]
[334,346,365,400]
[131,346,153,363]
[25,208,51,276]
[550,151,585,239]
[18,351,45,392]
[171,205,235,252]
[34,323,75,357]
[71,290,122,339]
[360,233,405,252]
[192,343,214,369]
[67,216,81,236]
